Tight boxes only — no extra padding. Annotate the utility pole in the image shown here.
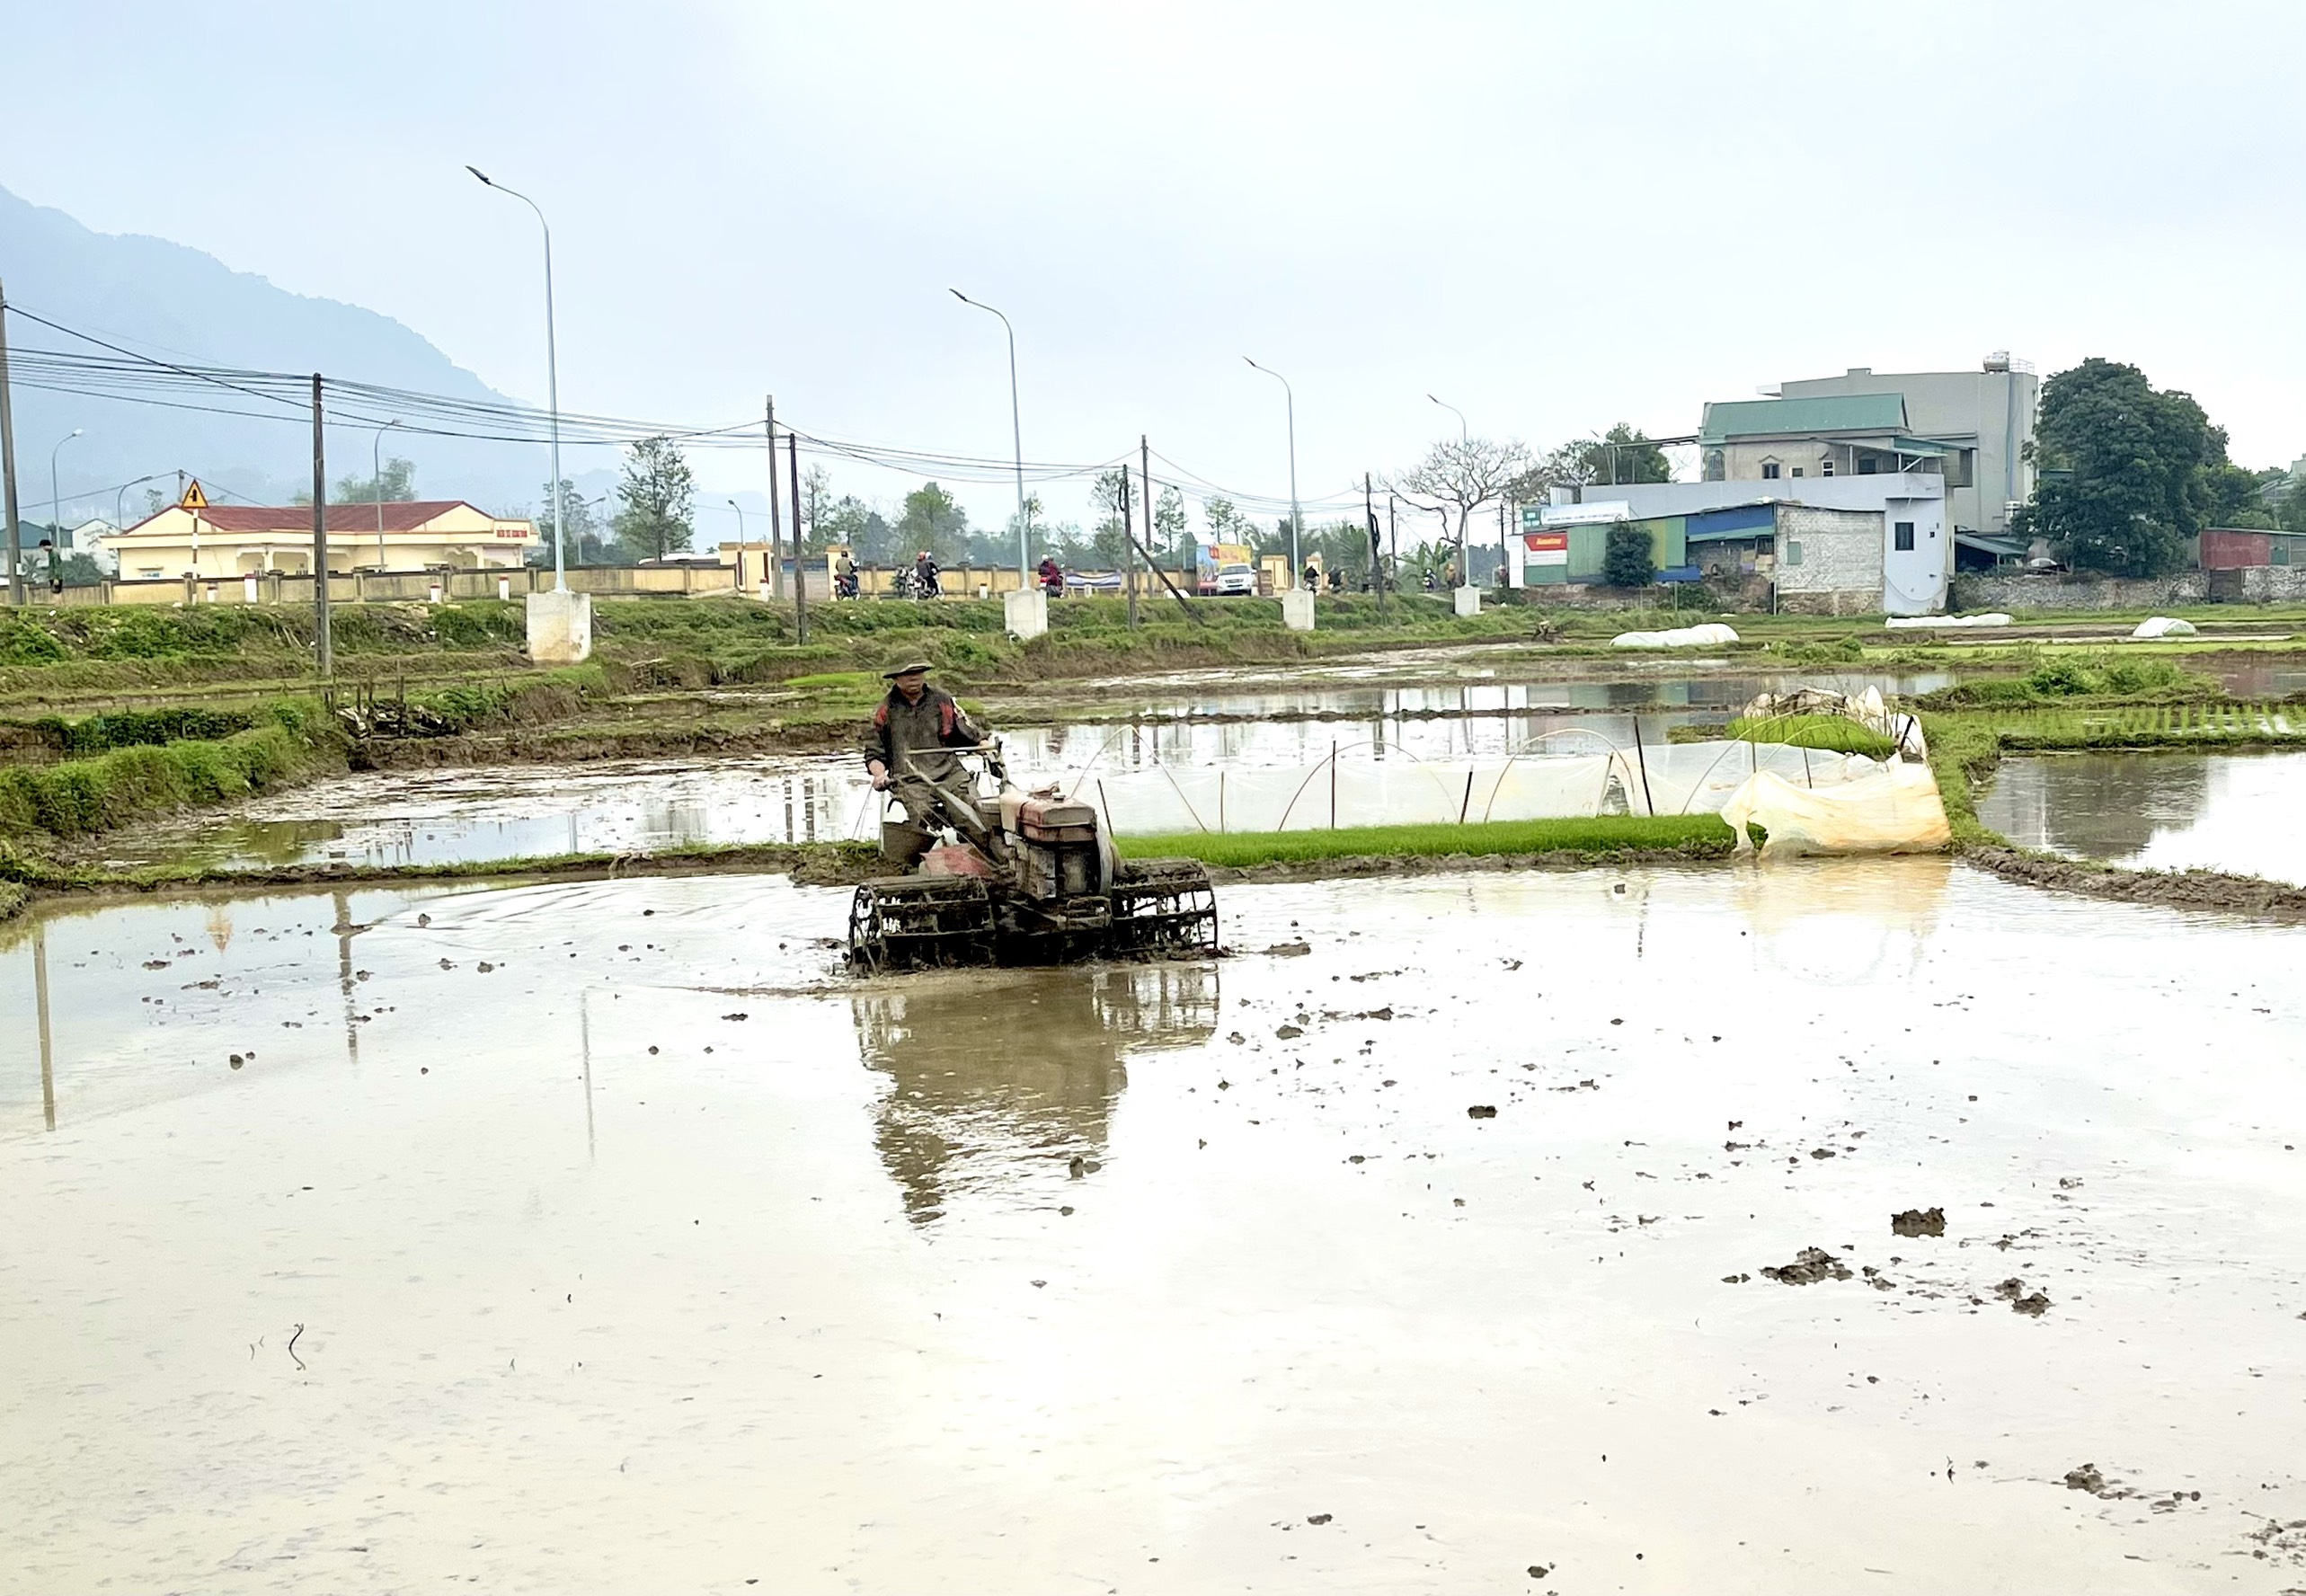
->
[1143,433,1161,580]
[0,278,22,607]
[311,374,332,677]
[764,395,784,600]
[788,428,809,643]
[1388,492,1398,593]
[1119,457,1140,628]
[1367,472,1385,618]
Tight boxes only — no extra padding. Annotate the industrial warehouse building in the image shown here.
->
[98,494,537,579]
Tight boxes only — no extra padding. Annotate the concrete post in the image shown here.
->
[526,587,593,664]
[1004,586,1048,641]
[1282,588,1316,632]
[1453,585,1482,618]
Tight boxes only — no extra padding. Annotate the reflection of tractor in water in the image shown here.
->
[846,743,1220,972]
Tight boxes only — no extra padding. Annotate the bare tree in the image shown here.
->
[1389,436,1533,581]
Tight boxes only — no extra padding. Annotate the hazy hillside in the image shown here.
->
[0,183,570,525]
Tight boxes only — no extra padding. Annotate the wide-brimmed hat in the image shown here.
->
[882,660,936,678]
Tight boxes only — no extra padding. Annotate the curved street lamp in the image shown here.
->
[373,419,403,570]
[949,288,1026,582]
[466,165,565,590]
[1244,359,1301,579]
[1427,394,1468,443]
[49,429,82,552]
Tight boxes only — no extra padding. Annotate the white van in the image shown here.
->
[1215,561,1255,596]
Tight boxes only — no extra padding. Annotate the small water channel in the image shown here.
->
[1977,749,2306,887]
[4,864,2303,1590]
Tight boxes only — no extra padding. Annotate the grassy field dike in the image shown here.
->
[4,593,2306,921]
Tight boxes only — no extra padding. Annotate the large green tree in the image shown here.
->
[2013,358,2232,577]
[613,435,696,560]
[335,456,416,504]
[535,478,608,564]
[1558,424,1672,488]
[894,481,969,563]
[1087,468,1132,565]
[1154,485,1189,558]
[1602,521,1656,587]
[820,494,895,563]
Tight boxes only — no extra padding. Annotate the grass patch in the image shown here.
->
[0,705,343,843]
[1116,813,1736,868]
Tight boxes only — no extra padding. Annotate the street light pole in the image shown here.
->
[115,474,160,531]
[949,289,1026,583]
[1244,358,1300,581]
[1428,395,1469,443]
[372,419,401,571]
[49,429,82,549]
[466,166,564,591]
[727,498,748,586]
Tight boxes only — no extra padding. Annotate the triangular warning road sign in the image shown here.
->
[179,480,209,510]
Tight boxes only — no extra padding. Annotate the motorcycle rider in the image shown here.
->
[913,549,942,599]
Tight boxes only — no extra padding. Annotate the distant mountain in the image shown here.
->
[0,183,573,526]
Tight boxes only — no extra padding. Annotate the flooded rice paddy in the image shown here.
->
[1979,749,2306,887]
[5,862,2305,1592]
[94,670,1949,873]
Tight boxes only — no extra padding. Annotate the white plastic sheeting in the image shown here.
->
[1610,623,1740,650]
[1071,739,1880,835]
[1885,613,2013,629]
[1719,760,1952,857]
[2131,616,2198,639]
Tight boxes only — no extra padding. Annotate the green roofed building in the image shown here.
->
[1699,356,2038,540]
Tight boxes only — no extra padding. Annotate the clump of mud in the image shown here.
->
[1994,1278,2051,1317]
[2065,1464,2106,1493]
[1761,1247,1852,1285]
[1467,1104,1498,1121]
[1892,1207,1947,1237]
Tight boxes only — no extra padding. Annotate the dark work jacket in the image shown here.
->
[863,685,983,785]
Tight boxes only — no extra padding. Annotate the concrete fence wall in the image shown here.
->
[1950,572,2209,612]
[20,560,1209,609]
[30,562,750,609]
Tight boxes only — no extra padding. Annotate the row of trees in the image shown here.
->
[499,422,1674,576]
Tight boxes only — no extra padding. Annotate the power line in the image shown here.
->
[7,302,1349,520]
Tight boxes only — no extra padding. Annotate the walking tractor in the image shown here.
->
[845,743,1220,972]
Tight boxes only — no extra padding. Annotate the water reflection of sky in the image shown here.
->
[1978,749,2306,886]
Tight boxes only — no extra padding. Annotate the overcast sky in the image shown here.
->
[8,0,2306,540]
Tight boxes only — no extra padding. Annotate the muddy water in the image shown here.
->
[5,864,2304,1592]
[1979,749,2306,887]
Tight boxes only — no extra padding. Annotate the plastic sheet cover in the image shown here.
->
[1064,740,1881,836]
[1718,760,1952,857]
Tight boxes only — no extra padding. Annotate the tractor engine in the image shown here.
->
[1007,794,1107,902]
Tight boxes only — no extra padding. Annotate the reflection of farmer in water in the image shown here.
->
[860,660,991,864]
